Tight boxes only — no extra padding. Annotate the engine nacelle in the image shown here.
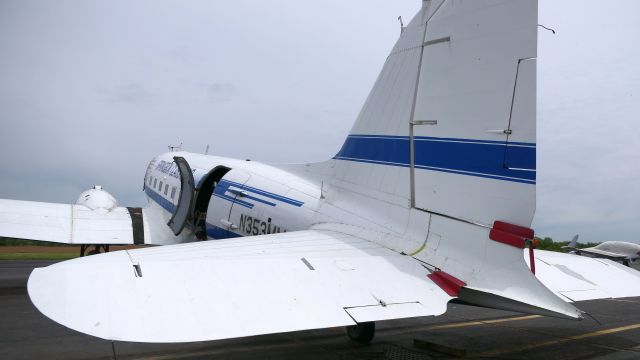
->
[76,185,118,212]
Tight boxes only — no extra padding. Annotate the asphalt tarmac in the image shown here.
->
[1,260,639,360]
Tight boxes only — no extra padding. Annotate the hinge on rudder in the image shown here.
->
[489,221,537,274]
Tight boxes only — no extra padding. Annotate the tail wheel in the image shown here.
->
[346,321,375,344]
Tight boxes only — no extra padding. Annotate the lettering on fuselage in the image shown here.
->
[239,214,287,236]
[155,160,180,179]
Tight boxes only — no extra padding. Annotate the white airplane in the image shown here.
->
[565,235,640,267]
[2,0,640,344]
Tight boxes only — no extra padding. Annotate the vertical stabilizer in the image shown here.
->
[334,0,537,228]
[564,234,579,254]
[569,234,579,249]
[331,1,582,319]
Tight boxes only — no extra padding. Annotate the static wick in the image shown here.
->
[398,16,405,34]
[538,24,556,34]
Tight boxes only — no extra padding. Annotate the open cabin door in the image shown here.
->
[205,169,251,239]
[168,156,196,235]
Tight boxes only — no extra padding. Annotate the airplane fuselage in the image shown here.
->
[142,151,322,245]
[141,150,436,257]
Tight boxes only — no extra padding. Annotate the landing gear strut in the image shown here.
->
[346,321,375,344]
[80,244,110,257]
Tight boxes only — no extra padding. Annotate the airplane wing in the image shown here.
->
[575,247,629,261]
[28,229,453,343]
[0,199,145,245]
[528,250,640,302]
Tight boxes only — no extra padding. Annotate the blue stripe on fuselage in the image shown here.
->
[334,135,536,184]
[205,223,242,239]
[213,180,304,208]
[145,186,176,213]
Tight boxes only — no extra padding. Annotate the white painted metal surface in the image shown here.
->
[414,0,537,141]
[527,250,640,302]
[208,169,251,232]
[412,0,538,226]
[28,229,451,342]
[0,199,134,244]
[75,186,118,212]
[575,241,640,264]
[417,214,582,319]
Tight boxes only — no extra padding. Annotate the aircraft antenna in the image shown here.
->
[205,144,210,155]
[168,142,183,152]
[398,16,405,34]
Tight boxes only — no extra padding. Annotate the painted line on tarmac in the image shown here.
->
[477,323,640,357]
[379,314,542,337]
[427,315,542,330]
[608,298,640,304]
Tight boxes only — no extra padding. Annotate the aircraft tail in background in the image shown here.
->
[568,234,580,251]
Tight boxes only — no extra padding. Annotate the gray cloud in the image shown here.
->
[204,82,236,103]
[102,83,154,104]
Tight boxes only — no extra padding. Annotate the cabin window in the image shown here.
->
[171,186,176,199]
[153,178,157,188]
[159,181,163,192]
[164,184,169,195]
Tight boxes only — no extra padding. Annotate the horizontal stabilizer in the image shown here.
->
[418,215,584,320]
[28,229,452,343]
[527,250,640,302]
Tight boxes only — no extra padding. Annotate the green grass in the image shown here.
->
[0,237,72,247]
[535,237,601,252]
[0,253,79,260]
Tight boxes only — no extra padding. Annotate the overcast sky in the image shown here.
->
[0,0,638,244]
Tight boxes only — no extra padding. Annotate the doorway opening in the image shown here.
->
[192,166,231,240]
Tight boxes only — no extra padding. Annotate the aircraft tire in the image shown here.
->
[346,321,375,344]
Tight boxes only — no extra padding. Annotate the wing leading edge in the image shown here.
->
[28,229,452,343]
[576,248,629,261]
